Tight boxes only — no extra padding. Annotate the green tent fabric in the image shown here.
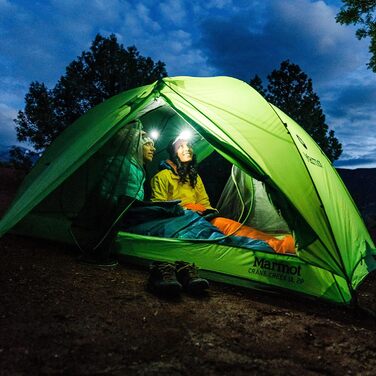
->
[0,76,375,304]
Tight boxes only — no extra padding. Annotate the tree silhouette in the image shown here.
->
[336,0,376,72]
[249,74,266,97]
[14,34,167,153]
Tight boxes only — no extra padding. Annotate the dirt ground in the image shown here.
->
[1,167,376,375]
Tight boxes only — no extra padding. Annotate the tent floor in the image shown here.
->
[10,208,354,304]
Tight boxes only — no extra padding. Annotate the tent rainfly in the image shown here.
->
[0,76,375,305]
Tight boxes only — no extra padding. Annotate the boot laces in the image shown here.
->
[157,263,176,280]
[177,263,198,278]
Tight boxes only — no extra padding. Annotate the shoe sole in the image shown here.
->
[185,279,209,295]
[147,281,182,297]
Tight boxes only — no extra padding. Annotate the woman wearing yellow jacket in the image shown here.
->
[150,136,295,254]
[151,164,214,213]
[151,137,216,214]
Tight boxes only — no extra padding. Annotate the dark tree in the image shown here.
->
[249,74,266,97]
[9,147,39,170]
[15,82,60,151]
[15,33,167,153]
[250,60,342,162]
[336,0,376,72]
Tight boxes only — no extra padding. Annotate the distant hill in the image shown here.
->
[0,144,14,162]
[337,168,376,242]
[337,168,376,218]
[0,144,40,165]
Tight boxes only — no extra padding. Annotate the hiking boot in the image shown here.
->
[175,261,209,295]
[148,261,182,296]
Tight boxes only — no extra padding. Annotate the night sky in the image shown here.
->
[1,0,375,168]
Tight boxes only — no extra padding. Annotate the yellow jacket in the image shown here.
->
[150,166,214,210]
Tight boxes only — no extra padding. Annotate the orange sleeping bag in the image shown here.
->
[210,217,295,254]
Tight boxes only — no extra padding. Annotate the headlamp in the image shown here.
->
[149,129,160,140]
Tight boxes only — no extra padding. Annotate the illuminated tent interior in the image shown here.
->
[0,76,375,304]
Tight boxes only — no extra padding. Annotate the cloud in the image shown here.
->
[0,77,28,107]
[0,0,14,12]
[159,0,187,25]
[194,0,376,168]
[0,3,80,85]
[0,0,375,168]
[325,82,376,119]
[0,0,147,86]
[197,0,367,83]
[333,128,376,168]
[335,157,376,168]
[321,77,376,167]
[126,25,215,76]
[205,0,233,8]
[111,1,215,76]
[134,3,161,32]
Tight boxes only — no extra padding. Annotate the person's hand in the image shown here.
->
[202,209,218,216]
[183,203,207,212]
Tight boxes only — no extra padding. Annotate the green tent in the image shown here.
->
[1,76,375,304]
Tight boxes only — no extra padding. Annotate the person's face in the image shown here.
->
[143,141,155,163]
[175,140,193,163]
